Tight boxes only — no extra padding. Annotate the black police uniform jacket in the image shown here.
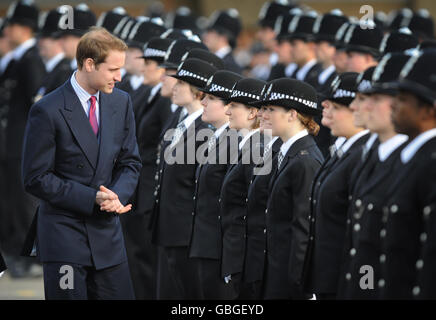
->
[378,136,436,299]
[189,127,235,260]
[150,114,210,247]
[134,90,172,215]
[35,57,72,100]
[337,138,407,299]
[303,132,369,295]
[220,130,264,277]
[263,134,323,299]
[243,137,282,284]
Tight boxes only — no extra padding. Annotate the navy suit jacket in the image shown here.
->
[21,80,142,270]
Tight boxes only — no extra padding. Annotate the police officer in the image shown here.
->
[219,77,266,299]
[257,78,324,299]
[150,58,216,299]
[303,72,370,300]
[3,0,46,278]
[34,8,72,102]
[337,52,411,300]
[189,70,242,299]
[377,50,436,299]
[203,9,243,74]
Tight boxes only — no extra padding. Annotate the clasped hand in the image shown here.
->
[95,185,132,214]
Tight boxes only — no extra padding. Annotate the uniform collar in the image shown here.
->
[215,122,229,138]
[340,129,369,154]
[296,59,317,81]
[215,46,232,59]
[318,65,336,85]
[378,134,408,162]
[401,128,436,164]
[182,108,203,129]
[70,71,99,106]
[239,128,260,150]
[45,52,65,73]
[13,38,36,61]
[129,75,144,91]
[280,129,308,156]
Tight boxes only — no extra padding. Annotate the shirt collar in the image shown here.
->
[280,129,309,156]
[45,52,65,73]
[13,38,36,61]
[129,75,144,91]
[335,136,347,150]
[267,135,280,149]
[149,82,162,99]
[70,59,77,71]
[340,129,369,154]
[182,108,203,129]
[170,103,179,113]
[285,63,298,77]
[215,46,232,59]
[0,51,14,75]
[70,71,99,106]
[269,52,279,66]
[239,128,260,150]
[296,59,317,81]
[215,122,229,139]
[401,128,436,164]
[318,65,336,85]
[378,134,408,162]
[120,68,127,79]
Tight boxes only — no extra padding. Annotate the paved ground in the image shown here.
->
[0,271,44,300]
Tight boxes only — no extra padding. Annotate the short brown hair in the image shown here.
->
[76,27,128,70]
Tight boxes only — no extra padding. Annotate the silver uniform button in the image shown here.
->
[265,209,268,214]
[423,206,431,218]
[378,279,385,288]
[310,236,314,241]
[416,260,424,270]
[245,198,248,203]
[243,215,246,220]
[311,217,315,223]
[355,199,362,207]
[348,195,352,201]
[390,204,398,213]
[218,198,221,203]
[420,233,428,243]
[413,286,420,296]
[218,215,221,220]
[193,196,196,200]
[153,191,158,196]
[380,229,387,238]
[354,224,361,232]
[264,229,266,234]
[350,248,356,257]
[367,203,374,211]
[192,212,195,216]
[347,219,351,225]
[345,273,351,281]
[380,254,386,263]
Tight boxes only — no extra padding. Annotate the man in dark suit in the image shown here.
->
[2,0,46,278]
[21,28,142,300]
[203,9,243,74]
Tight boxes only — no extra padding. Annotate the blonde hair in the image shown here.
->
[76,27,127,70]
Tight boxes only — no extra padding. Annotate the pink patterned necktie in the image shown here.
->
[89,96,98,136]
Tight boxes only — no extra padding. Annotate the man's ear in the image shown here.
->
[83,58,95,72]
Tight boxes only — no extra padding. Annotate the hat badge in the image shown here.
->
[164,41,176,61]
[373,53,391,82]
[207,75,213,87]
[181,51,189,62]
[266,83,273,97]
[331,75,341,92]
[400,51,423,79]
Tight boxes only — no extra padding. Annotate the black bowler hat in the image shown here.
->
[323,72,359,106]
[113,16,135,39]
[258,0,296,29]
[181,48,225,70]
[5,0,39,31]
[386,49,436,105]
[142,37,173,64]
[166,6,199,34]
[379,27,418,54]
[207,9,242,47]
[313,9,348,44]
[362,52,411,95]
[287,11,319,42]
[229,78,266,105]
[160,39,207,70]
[96,7,129,35]
[356,66,376,93]
[201,70,243,101]
[160,28,195,40]
[334,22,353,50]
[54,3,96,38]
[344,21,384,58]
[172,58,218,89]
[374,11,388,31]
[409,9,435,40]
[126,18,166,49]
[38,8,63,38]
[388,8,413,31]
[274,7,303,41]
[251,78,320,115]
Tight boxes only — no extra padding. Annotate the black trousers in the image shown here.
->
[195,257,235,300]
[120,212,157,299]
[42,261,135,300]
[159,246,202,299]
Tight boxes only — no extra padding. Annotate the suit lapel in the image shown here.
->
[60,81,99,169]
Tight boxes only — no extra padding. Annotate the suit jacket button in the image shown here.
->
[77,163,84,169]
[413,286,421,296]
